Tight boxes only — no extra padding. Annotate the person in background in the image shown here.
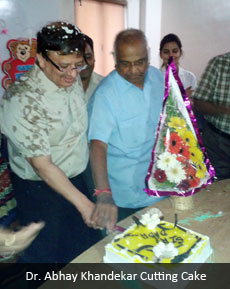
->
[88,29,166,233]
[159,33,204,131]
[193,52,230,180]
[80,34,103,101]
[80,34,103,199]
[0,133,44,261]
[159,33,197,97]
[0,21,100,263]
[0,133,16,228]
[0,222,44,258]
[80,34,104,197]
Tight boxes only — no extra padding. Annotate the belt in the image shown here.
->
[207,122,230,139]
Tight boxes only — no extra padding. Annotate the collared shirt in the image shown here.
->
[178,67,197,90]
[161,66,197,90]
[84,71,103,102]
[88,67,165,208]
[193,53,230,134]
[0,64,88,180]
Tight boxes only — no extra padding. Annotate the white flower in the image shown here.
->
[148,208,163,219]
[140,213,160,230]
[140,208,163,230]
[157,152,178,171]
[153,242,178,260]
[165,162,186,183]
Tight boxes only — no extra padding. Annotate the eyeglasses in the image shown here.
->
[44,54,87,73]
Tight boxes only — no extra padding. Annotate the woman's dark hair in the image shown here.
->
[84,34,94,52]
[159,33,182,52]
[36,21,86,57]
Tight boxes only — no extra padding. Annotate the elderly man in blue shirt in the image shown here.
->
[88,29,165,233]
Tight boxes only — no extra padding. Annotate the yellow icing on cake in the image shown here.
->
[105,221,210,263]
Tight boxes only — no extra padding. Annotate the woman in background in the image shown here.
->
[159,33,197,98]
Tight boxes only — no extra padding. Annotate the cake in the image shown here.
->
[104,209,212,263]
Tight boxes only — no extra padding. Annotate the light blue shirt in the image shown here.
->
[88,66,166,208]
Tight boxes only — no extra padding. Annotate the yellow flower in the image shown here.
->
[168,117,186,130]
[195,162,206,179]
[189,147,203,163]
[179,130,197,147]
[175,127,186,136]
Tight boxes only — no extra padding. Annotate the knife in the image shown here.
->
[114,225,126,232]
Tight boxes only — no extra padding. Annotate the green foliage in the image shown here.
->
[153,177,175,189]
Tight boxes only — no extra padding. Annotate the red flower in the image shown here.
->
[177,145,190,159]
[188,176,200,188]
[164,132,182,149]
[164,132,189,157]
[153,169,166,183]
[186,164,196,178]
[177,164,200,190]
[177,180,190,191]
[176,155,188,165]
[186,164,200,188]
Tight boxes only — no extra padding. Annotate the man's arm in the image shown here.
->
[89,139,117,233]
[26,155,94,226]
[192,55,230,117]
[193,99,230,116]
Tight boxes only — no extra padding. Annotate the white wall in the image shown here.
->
[126,0,162,68]
[145,0,162,67]
[75,0,124,76]
[161,0,230,80]
[126,0,230,80]
[0,0,75,97]
[126,0,140,29]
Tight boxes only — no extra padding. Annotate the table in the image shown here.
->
[39,179,230,289]
[72,179,230,263]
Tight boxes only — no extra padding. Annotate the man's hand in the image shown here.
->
[185,86,194,98]
[77,198,96,227]
[90,193,117,234]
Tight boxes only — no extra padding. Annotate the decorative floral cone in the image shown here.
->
[145,58,215,197]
